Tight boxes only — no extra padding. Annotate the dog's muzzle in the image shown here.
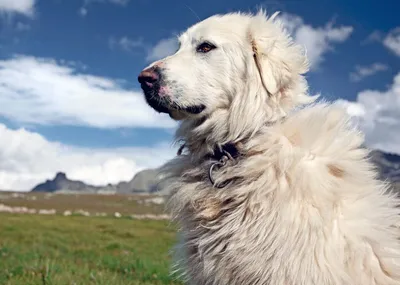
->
[138,67,171,113]
[138,66,206,116]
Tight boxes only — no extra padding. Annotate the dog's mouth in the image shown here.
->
[139,67,206,119]
[142,87,206,118]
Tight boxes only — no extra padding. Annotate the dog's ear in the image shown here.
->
[248,10,314,110]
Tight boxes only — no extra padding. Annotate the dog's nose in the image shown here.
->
[138,67,160,88]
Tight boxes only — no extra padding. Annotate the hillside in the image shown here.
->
[370,150,400,194]
[31,169,164,195]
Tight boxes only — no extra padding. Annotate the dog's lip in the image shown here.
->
[154,102,206,116]
[166,103,206,115]
[143,91,206,116]
[168,106,205,120]
[182,105,206,114]
[140,80,206,117]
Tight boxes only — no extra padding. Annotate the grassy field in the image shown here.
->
[0,192,166,216]
[0,213,182,285]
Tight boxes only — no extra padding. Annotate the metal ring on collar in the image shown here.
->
[208,159,229,189]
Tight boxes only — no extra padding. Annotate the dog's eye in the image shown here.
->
[196,42,216,53]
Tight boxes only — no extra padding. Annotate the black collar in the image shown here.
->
[175,118,285,188]
[177,141,241,161]
[207,142,241,162]
[176,141,241,188]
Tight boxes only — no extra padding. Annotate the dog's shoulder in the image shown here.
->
[237,102,391,201]
[278,102,365,157]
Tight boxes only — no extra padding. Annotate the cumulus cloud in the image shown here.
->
[362,27,400,57]
[0,0,35,16]
[0,55,176,129]
[338,72,400,154]
[383,27,400,57]
[0,123,175,191]
[146,37,179,62]
[278,13,353,70]
[108,36,145,52]
[349,63,388,82]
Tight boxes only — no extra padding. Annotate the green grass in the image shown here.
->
[0,192,165,216]
[0,214,182,285]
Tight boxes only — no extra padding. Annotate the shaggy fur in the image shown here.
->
[140,10,400,285]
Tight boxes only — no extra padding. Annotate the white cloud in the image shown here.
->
[338,72,400,154]
[0,0,35,16]
[278,13,353,70]
[146,37,179,62]
[108,36,144,52]
[349,63,388,82]
[0,123,175,191]
[383,27,400,57]
[362,27,400,57]
[0,55,176,129]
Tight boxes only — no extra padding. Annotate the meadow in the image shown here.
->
[0,192,166,217]
[0,193,182,285]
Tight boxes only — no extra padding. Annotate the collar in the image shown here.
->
[177,142,241,188]
[207,142,241,162]
[176,141,242,189]
[176,117,285,188]
[177,141,241,161]
[207,142,241,188]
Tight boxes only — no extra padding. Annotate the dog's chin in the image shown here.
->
[168,110,188,120]
[145,96,170,114]
[144,94,206,120]
[168,105,206,120]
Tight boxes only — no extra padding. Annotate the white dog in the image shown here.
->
[138,10,400,285]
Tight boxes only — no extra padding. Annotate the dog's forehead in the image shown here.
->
[179,14,251,45]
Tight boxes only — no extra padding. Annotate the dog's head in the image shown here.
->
[138,10,313,122]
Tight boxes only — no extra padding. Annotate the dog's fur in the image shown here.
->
[140,10,400,285]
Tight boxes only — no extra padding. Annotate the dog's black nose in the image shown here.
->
[138,67,160,88]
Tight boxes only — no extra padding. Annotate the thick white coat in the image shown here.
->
[146,10,400,285]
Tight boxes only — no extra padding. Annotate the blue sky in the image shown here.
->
[0,0,399,190]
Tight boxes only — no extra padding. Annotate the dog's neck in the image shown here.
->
[174,73,312,161]
[175,110,284,162]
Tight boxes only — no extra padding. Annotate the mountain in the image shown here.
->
[370,150,400,183]
[31,149,400,194]
[116,169,160,194]
[31,172,101,193]
[31,169,165,194]
[369,150,400,194]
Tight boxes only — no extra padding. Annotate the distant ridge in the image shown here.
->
[31,169,165,194]
[32,172,101,193]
